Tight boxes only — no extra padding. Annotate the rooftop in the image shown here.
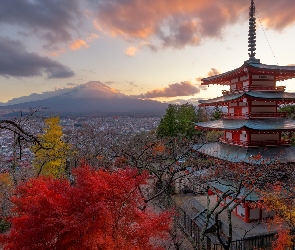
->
[195,142,295,164]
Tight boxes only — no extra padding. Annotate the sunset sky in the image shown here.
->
[1,0,295,103]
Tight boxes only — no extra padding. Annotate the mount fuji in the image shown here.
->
[0,81,167,117]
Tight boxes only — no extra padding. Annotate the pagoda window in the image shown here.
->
[250,207,260,221]
[225,132,232,140]
[243,80,249,89]
[240,76,249,81]
[240,131,247,142]
[251,133,279,143]
[230,83,237,91]
[262,209,276,219]
[231,78,239,83]
[250,101,276,116]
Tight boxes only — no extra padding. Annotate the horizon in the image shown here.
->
[1,0,295,103]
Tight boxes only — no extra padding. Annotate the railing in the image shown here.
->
[222,112,287,119]
[176,206,278,250]
[220,138,291,147]
[222,85,286,95]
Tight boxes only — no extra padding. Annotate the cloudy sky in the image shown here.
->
[1,0,295,103]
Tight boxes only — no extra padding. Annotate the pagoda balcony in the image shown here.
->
[219,138,291,147]
[222,112,287,119]
[222,86,286,95]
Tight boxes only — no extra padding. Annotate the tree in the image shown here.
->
[1,164,172,250]
[279,104,295,119]
[31,117,71,178]
[157,103,199,137]
[261,183,295,249]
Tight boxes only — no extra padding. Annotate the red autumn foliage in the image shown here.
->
[273,229,293,250]
[0,164,172,250]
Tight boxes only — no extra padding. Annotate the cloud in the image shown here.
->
[207,68,221,77]
[67,83,77,86]
[0,0,82,49]
[70,39,89,50]
[196,68,221,82]
[105,81,116,85]
[124,46,138,57]
[137,81,202,98]
[90,0,295,49]
[0,37,74,78]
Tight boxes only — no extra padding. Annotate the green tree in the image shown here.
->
[279,104,295,119]
[31,117,71,178]
[157,103,198,137]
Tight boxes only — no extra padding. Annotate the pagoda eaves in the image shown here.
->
[201,61,295,86]
[199,91,295,107]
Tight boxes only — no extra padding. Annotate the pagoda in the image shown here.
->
[195,0,295,164]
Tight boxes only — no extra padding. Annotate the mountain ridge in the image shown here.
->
[0,81,167,117]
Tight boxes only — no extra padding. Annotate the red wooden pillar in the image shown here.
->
[244,202,250,223]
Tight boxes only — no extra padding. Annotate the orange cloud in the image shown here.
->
[124,46,137,56]
[70,39,89,50]
[137,81,202,98]
[87,33,99,42]
[91,0,295,49]
[207,68,221,77]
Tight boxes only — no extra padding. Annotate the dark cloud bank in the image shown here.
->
[0,37,74,78]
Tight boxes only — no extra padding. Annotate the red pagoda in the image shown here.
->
[195,0,295,164]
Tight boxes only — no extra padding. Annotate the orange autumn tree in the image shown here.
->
[262,183,295,250]
[1,164,172,250]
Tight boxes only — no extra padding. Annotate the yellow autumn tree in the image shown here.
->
[31,117,71,178]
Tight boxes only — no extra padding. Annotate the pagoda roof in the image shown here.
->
[199,91,295,106]
[209,180,260,201]
[202,60,295,85]
[195,118,295,131]
[194,142,295,164]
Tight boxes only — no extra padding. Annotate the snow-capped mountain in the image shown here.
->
[59,81,126,99]
[0,81,125,106]
[0,81,167,116]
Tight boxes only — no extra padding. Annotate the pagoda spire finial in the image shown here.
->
[248,0,257,61]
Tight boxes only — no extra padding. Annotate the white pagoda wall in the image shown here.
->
[237,204,245,218]
[226,132,232,140]
[240,131,247,142]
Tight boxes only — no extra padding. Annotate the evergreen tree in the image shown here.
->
[157,103,198,137]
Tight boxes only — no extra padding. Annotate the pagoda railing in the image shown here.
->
[220,138,291,147]
[222,112,287,119]
[222,86,286,95]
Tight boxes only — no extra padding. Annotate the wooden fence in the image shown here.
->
[177,206,277,250]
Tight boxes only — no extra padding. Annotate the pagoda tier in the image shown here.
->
[199,91,295,119]
[196,118,295,147]
[202,60,295,87]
